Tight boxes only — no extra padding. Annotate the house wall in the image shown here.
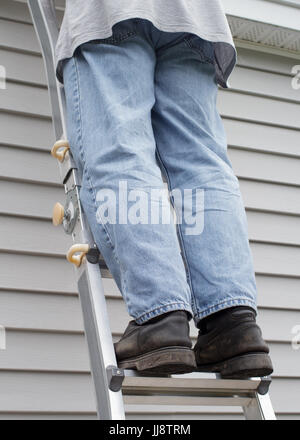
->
[0,0,299,419]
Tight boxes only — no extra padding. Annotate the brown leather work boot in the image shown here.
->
[194,306,273,378]
[114,310,196,374]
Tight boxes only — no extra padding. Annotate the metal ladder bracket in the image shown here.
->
[107,366,125,392]
[257,375,272,395]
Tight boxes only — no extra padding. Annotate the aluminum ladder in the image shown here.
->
[27,0,276,420]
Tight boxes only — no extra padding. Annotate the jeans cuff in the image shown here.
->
[193,298,257,327]
[134,302,193,324]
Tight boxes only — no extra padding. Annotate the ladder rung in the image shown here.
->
[122,371,265,397]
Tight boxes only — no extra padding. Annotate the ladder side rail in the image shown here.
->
[243,392,276,420]
[27,0,125,419]
[28,0,65,140]
[68,174,126,419]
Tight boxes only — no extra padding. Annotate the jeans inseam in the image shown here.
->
[73,56,129,300]
[154,145,198,316]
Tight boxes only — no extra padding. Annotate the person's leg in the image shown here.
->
[151,31,272,377]
[62,19,195,372]
[151,33,257,324]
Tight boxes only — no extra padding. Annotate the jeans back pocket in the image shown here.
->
[184,35,215,65]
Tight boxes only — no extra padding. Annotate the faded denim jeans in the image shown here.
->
[62,18,257,326]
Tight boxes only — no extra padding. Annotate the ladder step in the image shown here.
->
[122,371,269,397]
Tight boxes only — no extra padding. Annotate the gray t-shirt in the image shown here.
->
[55,0,236,88]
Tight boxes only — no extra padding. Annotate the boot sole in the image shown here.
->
[196,352,273,379]
[118,346,196,374]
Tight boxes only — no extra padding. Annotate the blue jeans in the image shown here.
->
[62,18,257,326]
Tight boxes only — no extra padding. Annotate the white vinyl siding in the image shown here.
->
[0,0,299,419]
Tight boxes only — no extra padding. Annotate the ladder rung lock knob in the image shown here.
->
[51,140,70,162]
[86,246,101,264]
[67,244,90,267]
[52,202,64,226]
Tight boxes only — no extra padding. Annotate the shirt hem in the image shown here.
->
[55,13,236,86]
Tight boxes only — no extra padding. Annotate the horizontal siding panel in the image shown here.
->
[0,180,64,218]
[229,147,300,186]
[0,215,72,255]
[0,0,32,22]
[236,47,297,76]
[0,291,82,332]
[0,371,95,413]
[0,330,298,378]
[218,89,300,129]
[1,82,50,118]
[0,18,40,53]
[0,0,64,23]
[0,113,54,150]
[269,379,300,414]
[0,413,96,420]
[240,179,300,215]
[0,48,45,85]
[251,242,300,277]
[224,118,300,157]
[101,277,121,297]
[247,211,300,246]
[256,274,300,310]
[0,330,89,372]
[256,308,300,343]
[268,342,300,377]
[0,145,60,185]
[0,253,76,293]
[230,66,298,102]
[0,371,297,414]
[0,289,113,332]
